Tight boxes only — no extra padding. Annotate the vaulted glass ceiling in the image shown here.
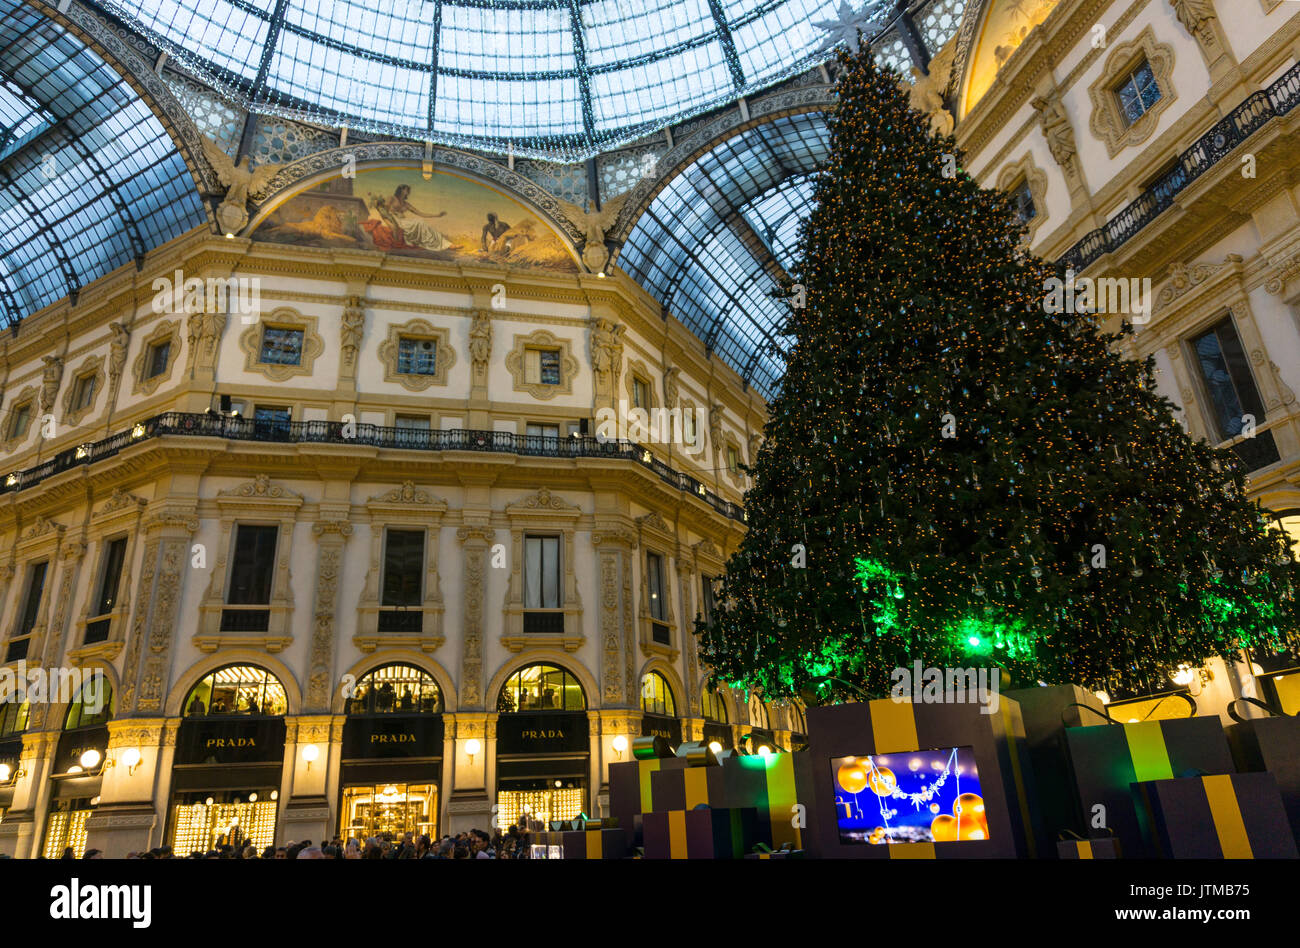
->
[93,0,897,161]
[0,0,206,328]
[620,113,830,400]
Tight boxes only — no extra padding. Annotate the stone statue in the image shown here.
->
[1170,0,1217,42]
[469,310,492,373]
[108,321,130,383]
[662,364,680,410]
[1032,93,1075,168]
[590,316,625,395]
[558,192,631,275]
[39,355,62,415]
[340,296,365,367]
[709,402,724,456]
[907,37,958,138]
[200,134,283,236]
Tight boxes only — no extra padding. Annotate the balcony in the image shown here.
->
[1060,59,1300,273]
[0,412,747,525]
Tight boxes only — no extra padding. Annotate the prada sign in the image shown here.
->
[496,712,589,756]
[640,714,682,747]
[54,727,109,774]
[176,717,286,765]
[343,715,444,760]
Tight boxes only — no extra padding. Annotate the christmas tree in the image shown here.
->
[697,43,1299,705]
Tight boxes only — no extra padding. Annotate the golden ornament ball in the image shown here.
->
[868,766,897,796]
[930,814,957,842]
[837,761,869,795]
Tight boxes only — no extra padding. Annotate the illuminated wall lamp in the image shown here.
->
[0,763,22,782]
[74,444,90,459]
[611,735,628,760]
[115,747,143,776]
[465,738,481,765]
[302,744,319,770]
[131,423,146,439]
[4,474,16,487]
[79,749,101,771]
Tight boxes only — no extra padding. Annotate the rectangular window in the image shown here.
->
[684,409,696,444]
[397,337,438,375]
[632,377,649,409]
[1116,60,1161,125]
[259,327,304,365]
[525,348,561,385]
[253,406,291,438]
[72,375,96,411]
[727,445,740,474]
[701,575,717,624]
[7,561,47,661]
[9,402,31,440]
[524,535,561,609]
[1011,178,1036,224]
[93,537,128,617]
[1190,318,1267,441]
[394,414,431,430]
[382,529,424,607]
[146,341,171,379]
[526,423,560,439]
[227,525,278,604]
[647,552,667,621]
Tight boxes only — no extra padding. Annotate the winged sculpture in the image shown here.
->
[201,135,283,236]
[556,192,631,275]
[906,37,959,138]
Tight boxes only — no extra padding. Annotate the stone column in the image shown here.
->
[456,524,494,710]
[305,519,353,712]
[0,731,59,858]
[591,525,639,707]
[445,711,493,835]
[84,718,168,857]
[280,715,333,845]
[676,554,700,717]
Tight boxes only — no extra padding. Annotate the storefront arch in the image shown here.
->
[165,651,301,718]
[336,651,458,714]
[485,653,598,714]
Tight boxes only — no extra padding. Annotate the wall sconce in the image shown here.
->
[0,763,19,782]
[707,741,722,755]
[302,744,319,770]
[611,735,628,760]
[79,749,101,771]
[465,738,481,765]
[120,748,142,776]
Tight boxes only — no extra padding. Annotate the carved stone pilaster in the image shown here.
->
[122,510,196,714]
[592,527,637,705]
[457,524,495,710]
[306,520,352,711]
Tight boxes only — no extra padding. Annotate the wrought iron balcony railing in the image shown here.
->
[1059,59,1300,273]
[1,411,747,524]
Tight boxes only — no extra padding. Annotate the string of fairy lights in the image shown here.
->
[697,43,1300,705]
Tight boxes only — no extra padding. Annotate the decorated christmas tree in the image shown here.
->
[697,43,1299,705]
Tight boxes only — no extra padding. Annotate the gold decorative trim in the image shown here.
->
[1088,26,1177,159]
[238,307,324,382]
[132,320,183,396]
[504,329,579,400]
[378,317,456,391]
[997,153,1050,246]
[61,355,105,428]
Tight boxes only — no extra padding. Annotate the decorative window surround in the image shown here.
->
[194,475,302,653]
[625,359,658,411]
[505,329,579,400]
[637,510,678,661]
[238,308,324,382]
[502,487,583,653]
[378,318,456,391]
[1088,27,1177,159]
[997,154,1049,245]
[2,516,66,668]
[355,481,448,653]
[722,434,747,489]
[132,320,183,396]
[2,386,37,452]
[62,356,106,428]
[68,488,148,665]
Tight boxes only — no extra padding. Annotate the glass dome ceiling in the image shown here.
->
[93,0,896,161]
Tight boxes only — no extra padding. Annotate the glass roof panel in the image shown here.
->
[619,113,827,400]
[92,0,896,160]
[0,0,207,328]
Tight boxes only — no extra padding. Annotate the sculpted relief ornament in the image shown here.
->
[39,355,62,416]
[469,310,492,377]
[108,322,130,386]
[340,296,366,368]
[557,192,630,274]
[1170,0,1219,49]
[590,316,625,397]
[201,134,283,235]
[1031,91,1077,173]
[906,37,958,138]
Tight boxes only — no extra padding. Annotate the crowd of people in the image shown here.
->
[95,825,537,859]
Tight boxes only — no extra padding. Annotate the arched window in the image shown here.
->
[497,664,585,712]
[64,677,113,730]
[184,665,287,716]
[640,672,676,717]
[702,686,728,724]
[0,700,29,737]
[347,664,442,714]
[748,693,770,730]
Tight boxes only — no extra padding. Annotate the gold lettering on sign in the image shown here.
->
[370,734,416,744]
[522,730,565,739]
[206,738,257,748]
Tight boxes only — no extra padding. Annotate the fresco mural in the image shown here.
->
[960,0,1060,117]
[251,167,579,272]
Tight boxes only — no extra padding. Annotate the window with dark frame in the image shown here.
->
[7,561,48,662]
[524,535,561,609]
[71,374,96,411]
[632,377,649,409]
[9,401,31,439]
[226,525,278,604]
[397,336,437,375]
[146,340,171,379]
[647,552,667,622]
[701,575,716,624]
[85,537,127,645]
[381,529,425,607]
[252,406,291,437]
[640,671,676,717]
[1115,59,1161,126]
[259,326,304,365]
[1011,177,1036,224]
[525,348,562,385]
[1190,317,1267,441]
